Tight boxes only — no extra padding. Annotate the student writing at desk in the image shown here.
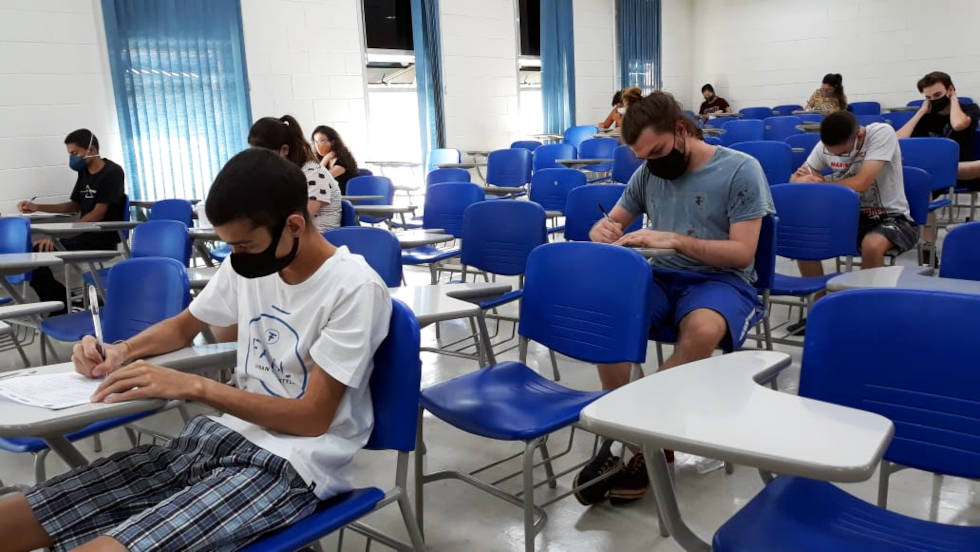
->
[0,149,392,552]
[17,129,125,313]
[577,92,774,505]
[598,87,643,130]
[698,83,731,119]
[804,73,847,113]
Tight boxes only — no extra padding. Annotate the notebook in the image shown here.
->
[0,372,103,410]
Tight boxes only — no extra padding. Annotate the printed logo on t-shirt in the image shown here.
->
[244,312,309,398]
[80,184,97,199]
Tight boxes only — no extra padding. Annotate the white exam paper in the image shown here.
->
[0,372,103,410]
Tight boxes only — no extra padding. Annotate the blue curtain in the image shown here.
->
[617,0,662,92]
[411,0,446,163]
[541,0,576,133]
[101,0,252,201]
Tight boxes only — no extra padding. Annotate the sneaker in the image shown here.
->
[573,439,621,505]
[786,318,806,336]
[609,452,650,505]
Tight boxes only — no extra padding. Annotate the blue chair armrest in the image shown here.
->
[478,289,523,310]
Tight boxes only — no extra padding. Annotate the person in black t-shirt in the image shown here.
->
[310,125,358,194]
[897,71,980,185]
[698,83,732,119]
[17,129,126,311]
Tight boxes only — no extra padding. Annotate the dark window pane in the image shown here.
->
[363,0,414,51]
[519,0,540,57]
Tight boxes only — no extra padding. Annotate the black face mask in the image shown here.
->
[645,134,689,180]
[230,218,300,279]
[930,95,951,112]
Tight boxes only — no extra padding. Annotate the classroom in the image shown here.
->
[1,0,979,550]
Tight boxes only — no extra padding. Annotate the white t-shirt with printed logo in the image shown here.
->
[805,123,910,218]
[189,246,391,499]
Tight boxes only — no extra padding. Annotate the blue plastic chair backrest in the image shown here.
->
[800,288,980,480]
[364,299,421,452]
[427,148,460,172]
[130,220,190,265]
[346,176,394,205]
[721,119,764,146]
[762,116,803,142]
[704,118,730,129]
[340,200,357,227]
[770,183,860,260]
[579,137,619,160]
[519,242,654,363]
[939,222,980,281]
[563,184,643,241]
[323,227,402,287]
[738,107,773,120]
[976,128,980,161]
[899,137,959,193]
[785,133,821,170]
[426,168,471,186]
[906,98,973,107]
[486,148,532,187]
[0,217,32,285]
[103,257,189,343]
[729,140,793,186]
[356,168,373,177]
[563,125,599,149]
[798,113,824,123]
[907,99,923,107]
[848,101,881,115]
[884,110,915,130]
[510,140,542,152]
[855,114,884,126]
[902,166,931,226]
[529,168,587,213]
[610,145,643,184]
[422,183,485,237]
[148,199,193,227]
[771,104,803,116]
[461,201,547,276]
[532,143,576,172]
[754,215,778,292]
[703,136,722,146]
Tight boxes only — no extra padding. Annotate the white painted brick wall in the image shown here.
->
[574,0,618,127]
[0,0,122,214]
[240,0,369,155]
[440,0,521,150]
[690,0,980,112]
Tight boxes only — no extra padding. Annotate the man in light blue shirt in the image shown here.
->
[574,91,774,507]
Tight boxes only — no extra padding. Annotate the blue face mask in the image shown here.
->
[68,155,87,172]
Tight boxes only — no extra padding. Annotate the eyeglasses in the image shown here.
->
[313,139,329,145]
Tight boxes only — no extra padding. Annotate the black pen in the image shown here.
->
[597,203,612,222]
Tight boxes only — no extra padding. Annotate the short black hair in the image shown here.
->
[701,83,715,93]
[917,71,953,92]
[611,90,623,106]
[205,149,310,233]
[64,129,99,151]
[819,111,859,147]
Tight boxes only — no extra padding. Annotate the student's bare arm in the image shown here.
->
[73,309,208,377]
[615,217,762,269]
[833,160,885,193]
[949,92,971,131]
[78,202,109,222]
[19,200,79,214]
[959,161,980,180]
[790,165,825,183]
[589,204,638,243]
[896,102,930,138]
[92,360,347,437]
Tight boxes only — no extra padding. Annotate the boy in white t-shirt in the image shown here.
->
[0,149,391,552]
[792,111,918,271]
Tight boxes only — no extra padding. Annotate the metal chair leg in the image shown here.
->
[538,440,557,490]
[655,342,664,366]
[877,459,892,508]
[93,434,102,453]
[548,349,560,381]
[414,408,426,537]
[33,449,49,483]
[523,439,540,552]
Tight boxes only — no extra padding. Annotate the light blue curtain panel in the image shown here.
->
[617,0,662,91]
[412,0,446,163]
[101,0,252,201]
[541,0,576,133]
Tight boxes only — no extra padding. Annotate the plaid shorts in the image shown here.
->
[26,416,318,552]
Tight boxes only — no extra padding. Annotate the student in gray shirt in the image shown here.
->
[574,91,774,507]
[791,112,918,276]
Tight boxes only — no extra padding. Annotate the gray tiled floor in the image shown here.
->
[3,244,979,551]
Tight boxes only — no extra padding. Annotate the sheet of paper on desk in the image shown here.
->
[0,372,103,410]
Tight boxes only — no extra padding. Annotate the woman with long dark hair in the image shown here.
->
[249,115,342,231]
[805,73,847,113]
[311,125,358,194]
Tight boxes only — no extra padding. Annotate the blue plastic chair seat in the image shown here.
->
[0,410,162,454]
[420,361,607,441]
[40,311,94,342]
[713,476,980,551]
[401,245,460,265]
[209,244,231,262]
[928,198,952,212]
[770,273,837,296]
[0,297,11,305]
[240,488,385,552]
